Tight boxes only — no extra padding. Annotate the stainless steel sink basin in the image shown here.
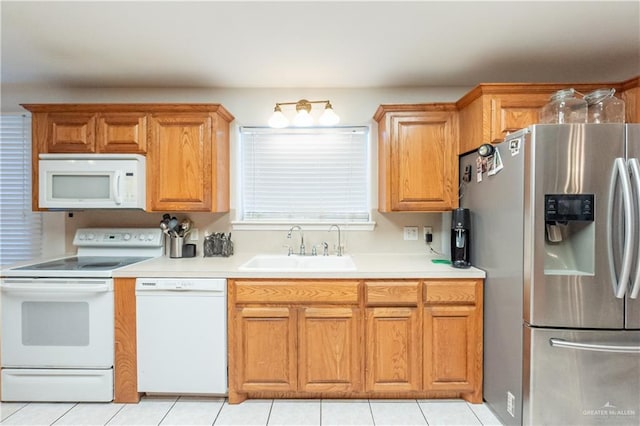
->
[239,254,357,271]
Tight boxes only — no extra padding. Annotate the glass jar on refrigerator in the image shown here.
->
[584,88,626,123]
[540,88,588,124]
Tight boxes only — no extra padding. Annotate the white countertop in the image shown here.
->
[112,253,486,279]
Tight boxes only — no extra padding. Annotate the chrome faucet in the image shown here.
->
[328,224,342,256]
[287,225,305,255]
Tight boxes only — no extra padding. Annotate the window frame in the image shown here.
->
[233,126,375,231]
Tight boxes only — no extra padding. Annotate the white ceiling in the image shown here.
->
[2,1,639,89]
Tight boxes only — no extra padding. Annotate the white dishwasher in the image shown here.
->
[135,278,227,394]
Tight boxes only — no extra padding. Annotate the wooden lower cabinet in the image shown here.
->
[113,278,141,403]
[228,278,483,404]
[423,305,478,392]
[235,307,297,393]
[423,280,483,403]
[365,307,420,392]
[299,307,362,392]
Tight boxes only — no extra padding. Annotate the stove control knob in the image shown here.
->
[78,233,86,240]
[147,233,155,242]
[123,233,131,241]
[138,234,146,241]
[87,233,95,240]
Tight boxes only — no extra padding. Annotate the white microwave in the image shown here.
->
[39,154,146,209]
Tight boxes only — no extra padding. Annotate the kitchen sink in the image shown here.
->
[239,254,357,271]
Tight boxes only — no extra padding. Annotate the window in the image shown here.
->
[0,114,42,266]
[238,126,370,227]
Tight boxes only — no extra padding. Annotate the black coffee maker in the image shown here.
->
[451,208,471,268]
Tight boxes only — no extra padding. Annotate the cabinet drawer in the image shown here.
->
[365,281,419,306]
[424,280,477,305]
[234,280,359,304]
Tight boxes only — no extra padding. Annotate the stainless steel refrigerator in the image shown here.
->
[460,124,640,426]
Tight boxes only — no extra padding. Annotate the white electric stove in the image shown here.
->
[0,228,163,402]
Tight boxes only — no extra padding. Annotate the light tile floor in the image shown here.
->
[0,396,504,426]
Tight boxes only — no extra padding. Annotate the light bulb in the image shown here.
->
[268,107,289,128]
[293,109,313,127]
[319,104,340,126]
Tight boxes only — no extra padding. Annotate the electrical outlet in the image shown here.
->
[403,226,419,240]
[507,391,515,417]
[423,226,433,241]
[189,228,199,242]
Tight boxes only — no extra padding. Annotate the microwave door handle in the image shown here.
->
[113,171,123,205]
[628,158,640,299]
[608,158,634,299]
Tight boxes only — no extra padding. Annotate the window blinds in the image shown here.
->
[240,127,370,222]
[0,114,42,266]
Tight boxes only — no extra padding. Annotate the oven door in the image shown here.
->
[0,278,114,368]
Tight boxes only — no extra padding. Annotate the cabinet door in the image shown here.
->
[423,305,479,393]
[298,307,362,392]
[97,113,147,153]
[621,84,639,123]
[387,111,457,211]
[489,94,549,142]
[148,113,212,211]
[366,307,420,392]
[235,307,297,392]
[46,113,96,153]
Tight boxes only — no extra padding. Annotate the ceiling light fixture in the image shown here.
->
[268,99,340,128]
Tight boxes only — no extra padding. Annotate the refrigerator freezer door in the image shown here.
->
[460,137,526,426]
[460,142,524,425]
[527,124,625,328]
[627,124,640,328]
[524,326,640,426]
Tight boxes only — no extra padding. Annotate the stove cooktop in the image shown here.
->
[3,228,164,278]
[14,256,152,272]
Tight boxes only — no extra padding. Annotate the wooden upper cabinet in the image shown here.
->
[488,93,550,143]
[97,112,147,153]
[375,105,458,212]
[456,82,635,155]
[148,113,212,211]
[27,108,146,154]
[147,108,232,212]
[46,112,97,153]
[621,77,640,124]
[22,104,234,213]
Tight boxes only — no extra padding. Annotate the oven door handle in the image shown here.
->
[1,282,111,293]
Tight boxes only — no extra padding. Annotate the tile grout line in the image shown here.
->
[104,403,127,426]
[0,402,29,423]
[265,399,274,426]
[210,398,226,425]
[416,400,431,426]
[156,396,180,426]
[367,399,376,426]
[49,402,78,426]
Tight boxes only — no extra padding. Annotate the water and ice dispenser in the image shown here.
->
[544,194,595,275]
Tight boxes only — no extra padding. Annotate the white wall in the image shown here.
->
[2,83,472,257]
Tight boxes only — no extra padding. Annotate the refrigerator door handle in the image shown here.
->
[628,158,640,299]
[550,338,640,354]
[608,158,634,299]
